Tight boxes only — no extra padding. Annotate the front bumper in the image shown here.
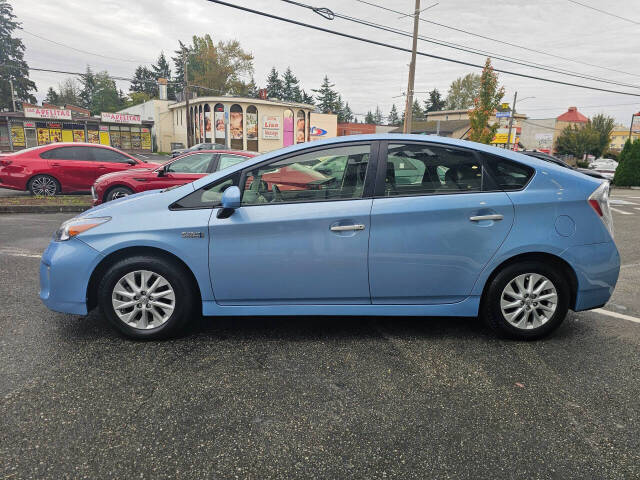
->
[562,241,620,311]
[39,237,103,315]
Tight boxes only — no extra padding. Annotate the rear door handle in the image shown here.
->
[330,224,365,232]
[469,214,503,222]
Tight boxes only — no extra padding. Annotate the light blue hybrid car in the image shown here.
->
[39,134,620,340]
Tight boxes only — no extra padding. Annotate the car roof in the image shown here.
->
[176,149,256,156]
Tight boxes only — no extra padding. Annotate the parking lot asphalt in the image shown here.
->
[1,194,639,479]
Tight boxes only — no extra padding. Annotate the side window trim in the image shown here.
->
[237,141,381,207]
[209,153,221,173]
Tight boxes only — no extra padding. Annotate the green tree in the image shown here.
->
[265,67,283,99]
[412,99,423,120]
[555,124,599,159]
[130,66,156,96]
[387,104,400,126]
[589,114,615,158]
[313,75,339,114]
[0,0,36,109]
[300,89,314,105]
[364,111,375,124]
[56,78,81,106]
[245,76,259,98]
[171,40,191,87]
[79,66,96,110]
[446,73,481,110]
[340,101,353,123]
[613,139,640,186]
[44,87,59,105]
[373,105,383,125]
[281,67,302,102]
[125,91,152,107]
[424,88,445,112]
[151,51,174,98]
[468,58,504,144]
[90,71,122,114]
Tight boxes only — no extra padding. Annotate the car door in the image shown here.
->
[44,146,96,191]
[208,143,378,305]
[214,153,251,173]
[89,147,137,182]
[368,142,515,305]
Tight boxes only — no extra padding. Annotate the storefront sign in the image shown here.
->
[262,115,280,140]
[23,121,35,128]
[10,125,25,147]
[24,107,72,120]
[100,112,141,124]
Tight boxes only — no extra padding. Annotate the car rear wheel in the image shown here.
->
[481,261,570,340]
[28,175,60,196]
[98,255,197,340]
[105,186,133,202]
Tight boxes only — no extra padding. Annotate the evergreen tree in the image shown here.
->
[171,40,191,84]
[44,87,59,105]
[340,101,353,123]
[412,99,423,120]
[265,67,283,99]
[246,76,259,98]
[281,67,302,102]
[373,105,383,125]
[300,89,314,105]
[151,51,174,98]
[364,111,375,124]
[0,0,37,109]
[312,75,339,114]
[90,71,122,114]
[130,65,156,96]
[78,66,96,111]
[613,139,640,186]
[387,104,400,126]
[424,88,446,112]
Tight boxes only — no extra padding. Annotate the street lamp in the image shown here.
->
[507,94,536,151]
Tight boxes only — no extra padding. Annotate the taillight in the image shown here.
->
[588,182,613,238]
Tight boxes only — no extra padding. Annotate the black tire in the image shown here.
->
[481,261,570,340]
[97,255,197,340]
[105,186,134,202]
[28,174,60,196]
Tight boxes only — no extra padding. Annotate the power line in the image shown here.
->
[206,0,640,97]
[17,27,149,64]
[289,3,640,90]
[567,0,640,25]
[352,0,640,79]
[526,102,640,111]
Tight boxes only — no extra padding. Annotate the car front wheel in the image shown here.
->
[105,186,133,202]
[97,255,197,339]
[481,261,570,340]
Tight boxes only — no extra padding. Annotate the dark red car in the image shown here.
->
[0,143,159,196]
[92,150,256,205]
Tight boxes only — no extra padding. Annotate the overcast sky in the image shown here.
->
[12,0,640,124]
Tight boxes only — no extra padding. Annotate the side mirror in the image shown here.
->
[157,166,167,177]
[127,159,137,166]
[221,185,241,209]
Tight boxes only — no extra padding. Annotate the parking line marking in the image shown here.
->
[0,248,41,259]
[593,308,640,324]
[621,262,640,269]
[610,207,633,215]
[610,199,639,206]
[635,208,640,212]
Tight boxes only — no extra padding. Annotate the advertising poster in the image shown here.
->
[131,129,141,149]
[141,129,152,150]
[61,130,74,143]
[73,130,86,142]
[262,115,280,140]
[37,128,50,145]
[10,126,25,147]
[99,131,110,145]
[296,117,305,144]
[214,110,225,140]
[205,111,212,140]
[246,112,258,140]
[87,130,100,143]
[120,130,132,150]
[308,113,337,141]
[49,129,62,143]
[110,130,121,148]
[230,112,243,140]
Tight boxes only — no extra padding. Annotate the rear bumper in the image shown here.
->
[40,238,103,315]
[562,241,620,311]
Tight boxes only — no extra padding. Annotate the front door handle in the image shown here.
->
[330,224,365,232]
[469,214,503,222]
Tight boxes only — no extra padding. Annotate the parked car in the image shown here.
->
[523,151,609,181]
[589,158,618,181]
[92,150,255,205]
[171,142,226,157]
[40,134,619,341]
[0,143,159,196]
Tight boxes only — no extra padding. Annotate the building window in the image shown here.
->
[246,105,258,151]
[230,104,243,150]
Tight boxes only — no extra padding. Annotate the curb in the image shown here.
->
[0,205,91,214]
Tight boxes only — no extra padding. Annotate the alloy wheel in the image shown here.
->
[111,190,130,200]
[111,270,176,330]
[500,273,558,330]
[31,176,57,196]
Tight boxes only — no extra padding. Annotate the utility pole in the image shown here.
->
[507,91,518,151]
[629,112,639,142]
[9,78,16,111]
[402,0,421,134]
[183,52,191,147]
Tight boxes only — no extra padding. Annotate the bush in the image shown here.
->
[613,139,640,186]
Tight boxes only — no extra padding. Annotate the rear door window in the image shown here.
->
[91,147,132,163]
[483,154,534,190]
[40,146,82,160]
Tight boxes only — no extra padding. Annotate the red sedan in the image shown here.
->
[0,143,159,196]
[92,150,256,205]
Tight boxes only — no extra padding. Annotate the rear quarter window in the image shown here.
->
[483,154,534,191]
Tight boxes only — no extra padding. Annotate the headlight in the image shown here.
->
[54,216,111,241]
